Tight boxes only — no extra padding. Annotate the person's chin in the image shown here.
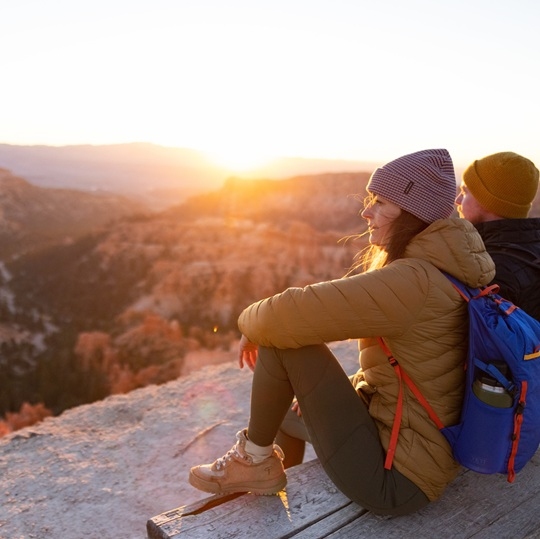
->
[368,234,382,247]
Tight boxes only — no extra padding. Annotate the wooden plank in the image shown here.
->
[146,459,368,539]
[290,503,366,539]
[147,453,540,539]
[326,453,540,539]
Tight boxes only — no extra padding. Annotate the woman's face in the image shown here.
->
[361,193,402,247]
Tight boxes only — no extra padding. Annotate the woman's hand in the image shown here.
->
[291,399,302,417]
[238,334,259,371]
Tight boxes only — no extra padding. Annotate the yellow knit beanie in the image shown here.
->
[462,151,539,218]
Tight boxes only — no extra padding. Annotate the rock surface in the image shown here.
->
[0,341,358,539]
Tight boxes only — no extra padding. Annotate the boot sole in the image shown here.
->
[189,471,287,495]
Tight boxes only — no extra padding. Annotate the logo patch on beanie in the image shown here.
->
[404,181,414,195]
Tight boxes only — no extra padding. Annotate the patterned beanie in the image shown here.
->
[462,152,539,218]
[367,149,456,223]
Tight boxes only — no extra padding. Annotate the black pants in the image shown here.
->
[247,344,429,516]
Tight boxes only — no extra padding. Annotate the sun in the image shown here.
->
[202,145,281,174]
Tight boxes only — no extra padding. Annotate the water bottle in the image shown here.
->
[472,360,513,408]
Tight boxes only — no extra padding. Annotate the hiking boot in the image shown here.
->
[189,429,287,495]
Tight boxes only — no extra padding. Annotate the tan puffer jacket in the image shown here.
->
[238,218,495,501]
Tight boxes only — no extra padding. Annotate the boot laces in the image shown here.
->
[213,431,284,470]
[214,442,249,470]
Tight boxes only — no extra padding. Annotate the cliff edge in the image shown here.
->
[0,341,358,539]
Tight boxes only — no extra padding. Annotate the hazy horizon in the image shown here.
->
[0,141,383,182]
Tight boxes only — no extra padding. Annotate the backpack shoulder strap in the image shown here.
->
[377,337,445,470]
[443,272,502,302]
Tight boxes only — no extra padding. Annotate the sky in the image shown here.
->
[0,0,539,172]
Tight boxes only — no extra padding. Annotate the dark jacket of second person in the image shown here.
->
[475,218,540,320]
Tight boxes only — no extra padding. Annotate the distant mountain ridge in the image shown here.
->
[168,173,370,233]
[0,143,225,210]
[0,142,377,209]
[0,168,145,256]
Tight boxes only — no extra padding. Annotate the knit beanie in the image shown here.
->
[367,149,456,223]
[462,152,539,218]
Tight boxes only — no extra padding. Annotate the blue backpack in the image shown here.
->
[380,273,540,482]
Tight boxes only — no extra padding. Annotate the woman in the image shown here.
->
[189,149,495,516]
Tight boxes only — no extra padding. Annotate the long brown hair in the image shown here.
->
[349,203,429,274]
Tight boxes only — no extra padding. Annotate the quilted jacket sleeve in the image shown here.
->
[238,261,433,348]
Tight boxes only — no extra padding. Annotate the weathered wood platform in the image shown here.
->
[147,452,540,538]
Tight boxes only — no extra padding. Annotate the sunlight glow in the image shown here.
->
[203,146,280,174]
[278,490,292,522]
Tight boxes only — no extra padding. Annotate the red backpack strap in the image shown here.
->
[377,337,445,470]
[507,380,527,483]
